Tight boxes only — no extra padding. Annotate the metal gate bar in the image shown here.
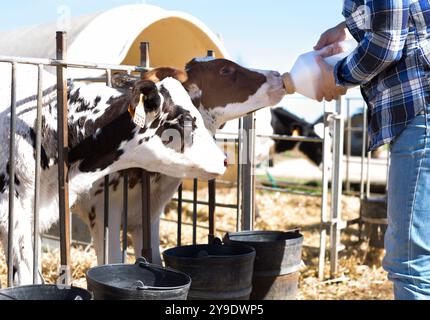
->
[56,31,71,285]
[141,170,152,261]
[208,180,216,244]
[241,114,256,231]
[33,64,44,284]
[103,175,110,265]
[177,185,183,247]
[192,179,198,245]
[7,62,17,287]
[122,173,129,263]
[330,99,345,277]
[318,106,332,280]
[139,42,152,262]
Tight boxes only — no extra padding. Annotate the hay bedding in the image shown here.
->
[0,188,393,300]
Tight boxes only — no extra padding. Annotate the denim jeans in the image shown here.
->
[383,108,430,300]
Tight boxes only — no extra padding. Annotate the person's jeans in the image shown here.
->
[383,107,430,300]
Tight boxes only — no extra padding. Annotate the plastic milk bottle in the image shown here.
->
[282,39,357,100]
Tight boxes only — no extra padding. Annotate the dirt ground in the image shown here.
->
[0,186,393,300]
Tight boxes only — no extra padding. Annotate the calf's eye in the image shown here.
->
[220,66,235,76]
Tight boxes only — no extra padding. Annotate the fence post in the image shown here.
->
[241,114,256,231]
[140,42,152,262]
[207,49,217,245]
[33,64,44,284]
[330,98,345,278]
[318,104,332,280]
[103,69,113,265]
[7,62,17,287]
[56,31,71,285]
[177,185,183,247]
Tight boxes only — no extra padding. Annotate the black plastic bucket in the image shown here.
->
[163,243,256,300]
[224,230,303,300]
[86,258,191,300]
[0,285,92,300]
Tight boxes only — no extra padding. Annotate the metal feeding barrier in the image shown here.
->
[1,31,148,287]
[0,30,367,289]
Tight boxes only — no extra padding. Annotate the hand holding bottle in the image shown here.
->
[314,22,348,50]
[314,52,347,102]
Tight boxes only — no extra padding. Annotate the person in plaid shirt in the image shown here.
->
[315,0,430,300]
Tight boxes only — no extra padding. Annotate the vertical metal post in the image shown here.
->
[192,180,198,245]
[359,103,368,240]
[140,42,150,69]
[103,69,112,265]
[7,62,17,287]
[236,118,244,232]
[141,170,152,262]
[140,42,152,262]
[318,105,332,280]
[208,180,216,244]
[366,150,372,198]
[33,64,43,284]
[330,99,344,278]
[360,103,368,200]
[122,173,128,263]
[205,47,216,244]
[241,114,256,231]
[346,99,352,193]
[105,69,112,87]
[103,176,109,265]
[56,31,71,284]
[177,185,183,247]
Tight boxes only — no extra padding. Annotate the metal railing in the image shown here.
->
[1,31,151,287]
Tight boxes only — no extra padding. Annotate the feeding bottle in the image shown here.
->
[282,39,357,100]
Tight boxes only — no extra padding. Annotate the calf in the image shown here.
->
[73,58,286,265]
[271,107,323,166]
[0,76,226,285]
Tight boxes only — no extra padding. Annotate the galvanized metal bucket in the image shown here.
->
[0,285,92,300]
[86,258,191,300]
[163,242,256,300]
[224,230,303,300]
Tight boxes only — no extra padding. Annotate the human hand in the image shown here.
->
[314,55,347,102]
[314,22,348,51]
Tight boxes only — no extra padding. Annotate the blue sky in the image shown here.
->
[0,0,344,72]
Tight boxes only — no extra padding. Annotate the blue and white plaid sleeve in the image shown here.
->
[335,0,410,87]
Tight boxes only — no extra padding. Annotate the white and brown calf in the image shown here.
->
[0,76,227,285]
[74,58,286,265]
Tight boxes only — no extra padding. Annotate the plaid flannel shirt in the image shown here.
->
[334,0,430,151]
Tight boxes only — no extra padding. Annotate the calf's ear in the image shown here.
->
[130,80,161,115]
[128,80,161,119]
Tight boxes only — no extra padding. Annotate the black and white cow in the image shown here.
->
[73,58,286,265]
[270,107,324,166]
[0,74,227,285]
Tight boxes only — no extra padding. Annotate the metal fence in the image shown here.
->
[0,30,363,289]
[0,31,149,287]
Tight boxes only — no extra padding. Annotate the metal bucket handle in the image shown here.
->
[133,257,191,291]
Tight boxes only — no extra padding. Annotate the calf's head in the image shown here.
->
[126,78,227,180]
[140,58,286,132]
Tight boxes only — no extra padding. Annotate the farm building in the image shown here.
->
[0,4,230,78]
